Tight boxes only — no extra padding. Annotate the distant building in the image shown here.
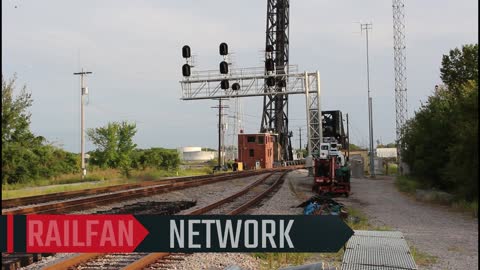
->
[177,146,217,161]
[376,148,397,158]
[238,133,274,169]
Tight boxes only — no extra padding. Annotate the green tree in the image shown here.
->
[2,75,42,183]
[2,75,79,184]
[117,122,137,177]
[401,44,478,200]
[132,148,181,171]
[87,121,137,177]
[443,81,478,200]
[440,44,478,96]
[87,123,119,168]
[348,143,364,151]
[296,148,308,158]
[2,75,35,146]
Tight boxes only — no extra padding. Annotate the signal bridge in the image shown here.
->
[180,67,324,163]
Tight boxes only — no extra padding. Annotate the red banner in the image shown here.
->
[25,215,149,253]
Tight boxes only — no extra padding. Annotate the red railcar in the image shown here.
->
[313,156,351,197]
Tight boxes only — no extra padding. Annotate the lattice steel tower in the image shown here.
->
[393,0,408,172]
[261,0,293,161]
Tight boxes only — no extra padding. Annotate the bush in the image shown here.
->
[401,44,478,202]
[395,176,421,194]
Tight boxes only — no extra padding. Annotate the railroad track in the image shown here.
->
[43,170,291,270]
[2,169,292,215]
[2,167,303,269]
[1,170,271,210]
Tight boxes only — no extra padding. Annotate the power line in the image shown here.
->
[211,99,229,168]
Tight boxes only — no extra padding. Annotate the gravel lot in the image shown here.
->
[342,176,478,270]
[287,170,479,270]
[166,171,479,270]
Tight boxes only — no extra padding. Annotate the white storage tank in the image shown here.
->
[177,146,216,161]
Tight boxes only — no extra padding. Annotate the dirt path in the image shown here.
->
[344,177,478,270]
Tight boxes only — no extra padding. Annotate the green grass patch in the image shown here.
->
[1,178,141,199]
[130,167,212,180]
[253,253,309,269]
[346,207,392,231]
[386,163,398,176]
[2,167,212,199]
[452,200,478,218]
[395,176,478,217]
[410,245,438,267]
[2,175,102,191]
[395,175,421,194]
[2,168,122,191]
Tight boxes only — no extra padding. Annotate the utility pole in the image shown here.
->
[346,113,350,159]
[212,99,229,168]
[73,68,92,179]
[298,127,302,151]
[228,98,242,161]
[361,23,375,178]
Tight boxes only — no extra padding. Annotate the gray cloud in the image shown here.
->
[2,0,478,151]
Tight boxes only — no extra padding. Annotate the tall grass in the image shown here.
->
[1,166,213,199]
[452,200,478,218]
[1,168,121,191]
[395,175,421,194]
[395,176,478,217]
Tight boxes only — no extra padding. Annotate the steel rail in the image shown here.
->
[122,170,291,270]
[2,170,276,215]
[2,170,274,209]
[37,168,297,270]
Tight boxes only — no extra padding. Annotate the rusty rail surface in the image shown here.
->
[2,170,279,215]
[185,172,276,215]
[2,169,280,209]
[227,170,288,215]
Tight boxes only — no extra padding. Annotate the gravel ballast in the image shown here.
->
[18,170,322,270]
[18,174,267,269]
[250,170,304,215]
[164,253,261,270]
[71,174,265,214]
[344,176,478,270]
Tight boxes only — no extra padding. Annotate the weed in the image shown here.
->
[253,253,309,269]
[395,176,420,194]
[452,200,478,218]
[410,246,437,267]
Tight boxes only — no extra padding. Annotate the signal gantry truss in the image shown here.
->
[180,67,323,159]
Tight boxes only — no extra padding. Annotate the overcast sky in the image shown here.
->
[2,0,478,152]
